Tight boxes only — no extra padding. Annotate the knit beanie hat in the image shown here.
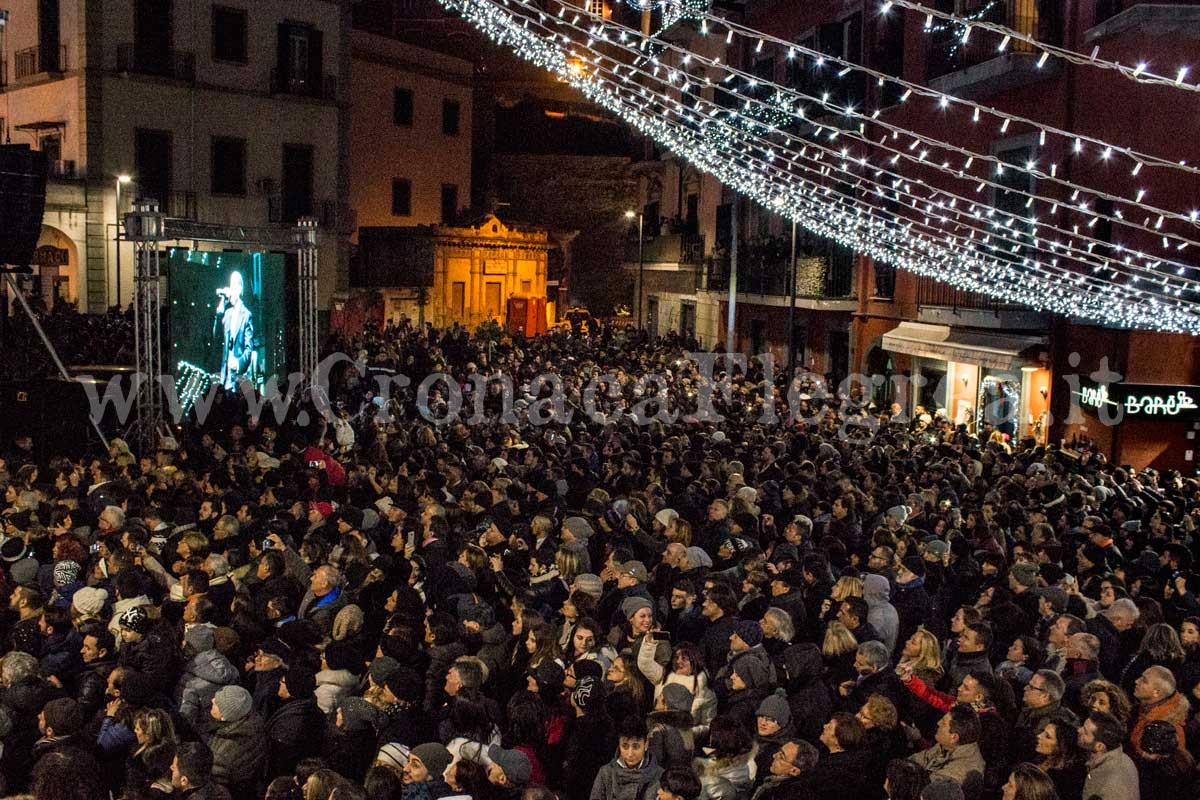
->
[1140,720,1180,756]
[573,574,604,599]
[333,604,365,641]
[368,656,400,687]
[733,656,770,689]
[572,659,605,685]
[1010,562,1040,588]
[376,743,410,771]
[9,556,37,585]
[661,683,694,713]
[531,661,566,694]
[383,668,423,704]
[53,560,81,587]
[756,691,791,727]
[118,606,152,636]
[733,620,764,648]
[71,586,108,618]
[411,743,453,779]
[622,596,653,619]
[336,696,380,735]
[184,625,215,653]
[487,745,532,787]
[213,685,252,723]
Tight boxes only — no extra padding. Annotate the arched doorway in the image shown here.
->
[29,225,80,310]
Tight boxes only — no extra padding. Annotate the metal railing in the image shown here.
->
[1094,0,1200,24]
[701,243,856,299]
[269,68,338,101]
[14,44,67,80]
[915,275,1021,312]
[116,44,196,82]
[927,0,1065,81]
[626,232,705,265]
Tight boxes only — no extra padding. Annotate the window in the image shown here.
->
[212,6,248,64]
[210,137,247,196]
[441,184,458,223]
[521,280,532,295]
[991,141,1036,261]
[587,0,605,15]
[392,178,412,216]
[442,99,461,136]
[394,88,413,126]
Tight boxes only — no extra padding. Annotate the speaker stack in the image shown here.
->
[0,144,49,270]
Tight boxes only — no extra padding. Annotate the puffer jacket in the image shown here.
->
[177,649,240,730]
[314,668,359,714]
[208,713,267,796]
[694,747,758,800]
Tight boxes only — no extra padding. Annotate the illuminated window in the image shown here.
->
[586,0,605,15]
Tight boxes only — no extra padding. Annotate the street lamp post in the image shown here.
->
[114,174,131,308]
[626,210,644,329]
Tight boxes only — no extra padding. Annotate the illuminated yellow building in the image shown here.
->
[352,214,551,330]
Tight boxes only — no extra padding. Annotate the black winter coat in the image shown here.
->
[265,698,324,778]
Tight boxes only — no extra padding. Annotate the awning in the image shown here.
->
[882,322,1046,371]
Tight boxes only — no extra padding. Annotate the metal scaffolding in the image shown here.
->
[121,206,321,451]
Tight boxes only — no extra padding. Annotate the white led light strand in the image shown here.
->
[438,0,1200,331]
[663,5,1200,180]
[535,1,1200,286]
[887,0,1200,95]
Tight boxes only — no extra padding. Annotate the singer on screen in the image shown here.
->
[213,270,255,389]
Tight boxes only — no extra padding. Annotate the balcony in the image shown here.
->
[701,240,858,310]
[116,44,196,83]
[915,275,1048,329]
[1088,1,1200,40]
[926,0,1064,98]
[14,44,67,80]
[626,231,704,266]
[269,68,338,101]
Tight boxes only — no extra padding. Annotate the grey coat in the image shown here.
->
[177,649,240,731]
[1083,749,1140,800]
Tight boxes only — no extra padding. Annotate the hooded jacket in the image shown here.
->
[694,746,758,800]
[863,574,899,655]
[654,671,718,727]
[590,754,664,800]
[177,649,240,731]
[314,668,359,714]
[780,643,833,744]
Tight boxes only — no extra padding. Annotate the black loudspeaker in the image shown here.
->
[0,144,49,268]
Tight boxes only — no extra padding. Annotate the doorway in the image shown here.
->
[281,144,314,223]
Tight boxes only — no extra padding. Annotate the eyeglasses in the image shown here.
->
[1027,683,1050,694]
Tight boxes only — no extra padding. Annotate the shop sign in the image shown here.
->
[32,245,69,267]
[1076,379,1200,419]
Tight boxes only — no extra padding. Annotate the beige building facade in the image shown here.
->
[1,0,350,312]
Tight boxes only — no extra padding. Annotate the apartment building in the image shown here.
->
[0,0,351,312]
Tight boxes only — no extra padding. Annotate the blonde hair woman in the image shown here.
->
[898,627,944,685]
[823,622,859,686]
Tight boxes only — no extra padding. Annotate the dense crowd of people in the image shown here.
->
[1,299,135,376]
[0,316,1198,800]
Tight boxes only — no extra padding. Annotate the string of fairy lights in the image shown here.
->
[440,0,1200,332]
[885,0,1200,95]
[648,4,1200,183]
[463,0,1198,327]
[536,12,1196,297]
[536,0,1200,288]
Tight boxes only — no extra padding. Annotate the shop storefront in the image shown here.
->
[882,322,1051,443]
